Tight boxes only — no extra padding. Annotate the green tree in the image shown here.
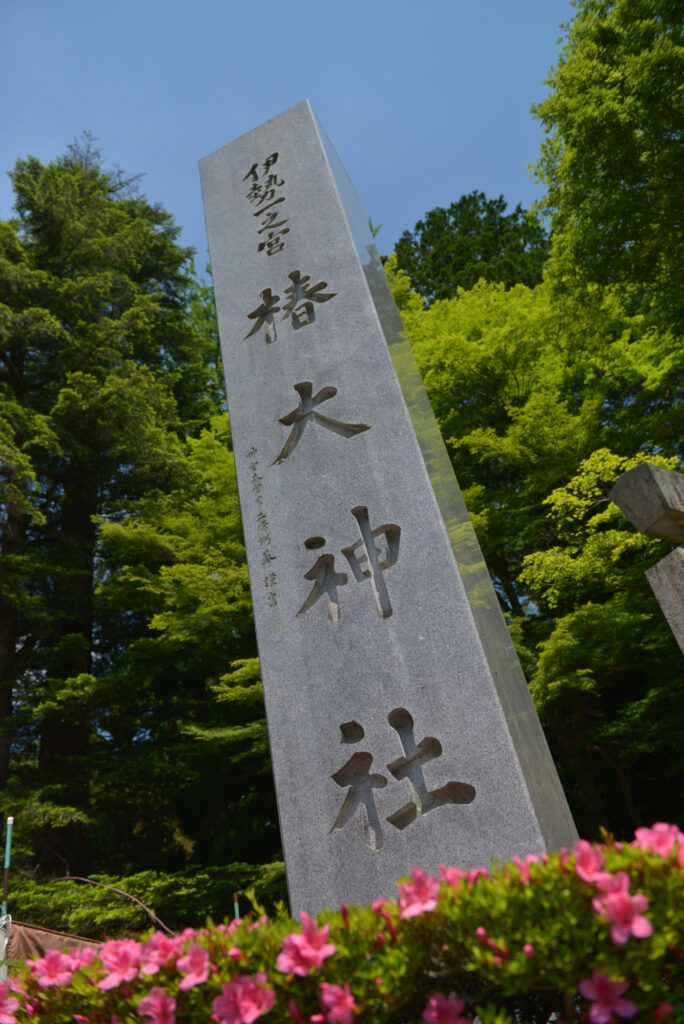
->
[532,0,684,331]
[92,414,276,874]
[386,259,684,836]
[0,137,220,872]
[392,192,549,304]
[385,260,641,615]
[518,449,684,837]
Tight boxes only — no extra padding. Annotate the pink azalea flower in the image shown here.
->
[572,840,609,884]
[594,872,630,897]
[98,938,142,991]
[211,972,275,1024]
[422,993,470,1024]
[513,853,539,885]
[69,947,98,969]
[28,948,74,989]
[523,943,535,959]
[398,867,440,919]
[592,874,653,945]
[466,867,489,885]
[276,912,336,976]
[578,970,637,1023]
[319,982,356,1024]
[655,1005,674,1022]
[0,982,20,1024]
[176,943,210,989]
[228,946,245,961]
[633,823,684,862]
[140,933,181,975]
[137,987,176,1024]
[438,864,467,889]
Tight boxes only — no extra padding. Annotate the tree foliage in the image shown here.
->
[532,0,684,331]
[385,257,684,839]
[3,0,684,932]
[0,140,273,904]
[392,192,549,304]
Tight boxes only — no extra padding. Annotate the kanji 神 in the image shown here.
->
[281,271,337,329]
[272,381,370,465]
[330,710,476,850]
[341,507,400,619]
[296,508,401,623]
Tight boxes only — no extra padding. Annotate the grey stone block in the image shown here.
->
[199,100,577,916]
[610,463,684,543]
[646,548,684,655]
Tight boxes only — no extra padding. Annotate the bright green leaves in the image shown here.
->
[532,0,684,332]
[386,234,684,837]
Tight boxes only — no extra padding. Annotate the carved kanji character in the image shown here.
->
[385,708,475,830]
[281,271,337,329]
[330,750,387,851]
[257,230,289,256]
[296,538,348,624]
[341,507,401,619]
[262,152,279,174]
[245,182,262,203]
[272,382,370,465]
[258,211,289,234]
[245,288,281,342]
[253,195,286,217]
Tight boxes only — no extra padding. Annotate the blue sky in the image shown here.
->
[1,0,573,265]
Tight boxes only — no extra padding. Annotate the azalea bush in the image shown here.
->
[5,824,684,1023]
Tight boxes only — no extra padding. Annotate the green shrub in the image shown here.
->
[8,861,287,938]
[6,825,684,1022]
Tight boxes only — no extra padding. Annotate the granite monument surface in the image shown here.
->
[199,100,577,915]
[611,462,684,655]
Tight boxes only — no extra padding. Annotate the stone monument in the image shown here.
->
[199,100,577,916]
[611,462,684,655]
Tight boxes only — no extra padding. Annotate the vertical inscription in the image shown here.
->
[243,153,289,256]
[245,448,285,655]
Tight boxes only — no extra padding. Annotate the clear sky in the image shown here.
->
[1,0,573,265]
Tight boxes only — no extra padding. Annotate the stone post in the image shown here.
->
[200,100,577,915]
[611,462,684,654]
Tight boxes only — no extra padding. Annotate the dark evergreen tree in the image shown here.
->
[393,192,549,304]
[0,137,235,874]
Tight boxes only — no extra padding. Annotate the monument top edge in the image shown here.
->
[199,99,314,166]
